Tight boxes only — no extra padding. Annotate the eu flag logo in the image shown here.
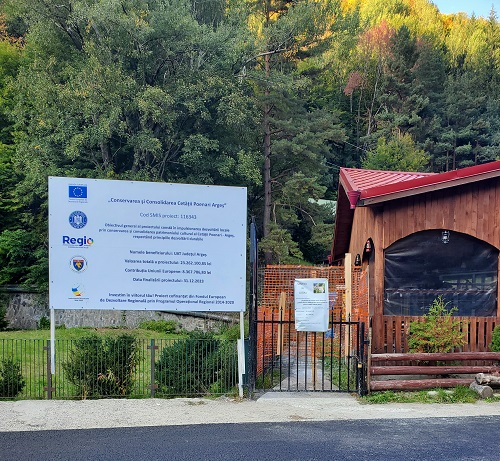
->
[69,185,87,199]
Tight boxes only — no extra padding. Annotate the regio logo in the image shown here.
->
[62,235,94,248]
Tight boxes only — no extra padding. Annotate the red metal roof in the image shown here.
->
[340,168,434,193]
[340,161,500,207]
[331,160,500,261]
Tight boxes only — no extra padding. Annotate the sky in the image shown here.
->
[433,1,498,18]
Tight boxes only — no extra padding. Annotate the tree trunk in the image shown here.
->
[100,141,111,170]
[470,381,494,399]
[475,373,500,387]
[262,51,272,265]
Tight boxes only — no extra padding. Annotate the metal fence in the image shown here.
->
[255,316,367,394]
[0,338,238,400]
[250,265,369,395]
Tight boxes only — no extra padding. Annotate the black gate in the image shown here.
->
[251,315,368,395]
[246,229,369,396]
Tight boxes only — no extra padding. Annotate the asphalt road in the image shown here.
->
[2,416,500,461]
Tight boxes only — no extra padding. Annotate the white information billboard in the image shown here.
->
[49,177,247,312]
[294,278,329,332]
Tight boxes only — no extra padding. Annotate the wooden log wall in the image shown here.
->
[369,352,500,392]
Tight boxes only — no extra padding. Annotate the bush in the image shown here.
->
[63,333,139,399]
[218,322,248,341]
[0,358,25,398]
[155,331,237,397]
[408,296,467,353]
[490,326,500,352]
[0,293,8,330]
[38,316,50,330]
[138,319,178,334]
[0,305,7,331]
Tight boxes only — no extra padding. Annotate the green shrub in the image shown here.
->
[325,357,357,390]
[38,316,50,330]
[0,294,8,331]
[138,319,178,334]
[255,369,282,390]
[63,333,139,399]
[408,296,467,353]
[155,331,237,397]
[0,305,7,331]
[490,326,500,352]
[0,358,25,398]
[218,322,248,341]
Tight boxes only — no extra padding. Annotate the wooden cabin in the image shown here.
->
[331,161,500,353]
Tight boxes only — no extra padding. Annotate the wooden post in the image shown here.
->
[310,270,318,387]
[344,254,352,319]
[147,339,159,397]
[366,324,372,395]
[344,254,352,360]
[276,292,286,356]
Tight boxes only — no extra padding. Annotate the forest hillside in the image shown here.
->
[0,0,498,288]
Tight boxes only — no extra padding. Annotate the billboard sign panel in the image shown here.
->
[49,177,247,312]
[294,278,329,332]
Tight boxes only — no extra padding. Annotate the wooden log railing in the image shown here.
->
[369,352,500,391]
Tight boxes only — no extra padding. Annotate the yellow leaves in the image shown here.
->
[341,0,362,13]
[247,12,264,38]
[135,10,150,28]
[73,89,89,98]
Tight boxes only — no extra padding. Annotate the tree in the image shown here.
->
[362,132,429,171]
[437,71,498,171]
[0,15,22,227]
[408,296,467,353]
[343,19,395,150]
[241,0,345,263]
[1,0,499,284]
[433,10,500,171]
[10,0,258,182]
[0,14,29,286]
[6,0,260,285]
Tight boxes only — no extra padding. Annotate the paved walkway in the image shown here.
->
[1,393,500,432]
[274,354,335,391]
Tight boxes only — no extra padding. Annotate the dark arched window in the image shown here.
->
[384,230,498,316]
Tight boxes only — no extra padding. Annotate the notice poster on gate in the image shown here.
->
[48,177,247,312]
[294,278,329,332]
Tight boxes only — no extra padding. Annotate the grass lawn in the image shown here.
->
[0,326,183,341]
[360,386,500,404]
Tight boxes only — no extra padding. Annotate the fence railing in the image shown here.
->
[255,316,366,394]
[0,338,238,400]
[376,316,499,354]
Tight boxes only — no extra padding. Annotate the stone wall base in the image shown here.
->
[1,289,237,331]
